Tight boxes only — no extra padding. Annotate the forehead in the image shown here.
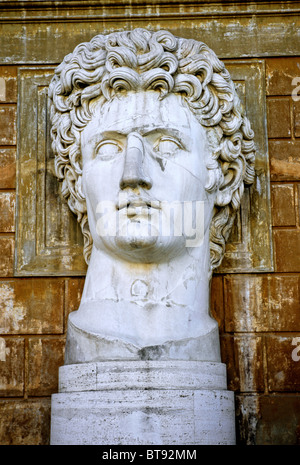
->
[89,91,194,135]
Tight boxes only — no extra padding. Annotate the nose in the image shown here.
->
[119,132,152,190]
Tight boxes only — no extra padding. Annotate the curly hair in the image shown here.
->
[48,28,255,272]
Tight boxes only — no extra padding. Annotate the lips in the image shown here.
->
[117,197,161,211]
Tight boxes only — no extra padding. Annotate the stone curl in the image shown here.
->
[48,28,256,271]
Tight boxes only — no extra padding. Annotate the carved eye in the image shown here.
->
[95,140,122,160]
[155,136,183,156]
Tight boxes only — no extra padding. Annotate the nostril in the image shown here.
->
[119,176,152,190]
[119,177,136,190]
[140,178,152,190]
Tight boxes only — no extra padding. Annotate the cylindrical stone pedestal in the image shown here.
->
[50,361,236,445]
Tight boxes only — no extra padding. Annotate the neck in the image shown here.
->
[66,235,221,362]
[83,244,209,306]
[73,235,218,346]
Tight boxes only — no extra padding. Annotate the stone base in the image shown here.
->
[50,361,236,445]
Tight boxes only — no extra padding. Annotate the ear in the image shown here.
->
[215,157,245,209]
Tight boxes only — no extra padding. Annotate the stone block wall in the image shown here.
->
[217,58,300,445]
[0,50,299,445]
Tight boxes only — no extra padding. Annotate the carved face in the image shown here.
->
[81,91,216,263]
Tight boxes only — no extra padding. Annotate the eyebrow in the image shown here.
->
[142,127,188,138]
[143,127,192,150]
[90,126,192,150]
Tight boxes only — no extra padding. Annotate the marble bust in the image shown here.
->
[49,29,255,364]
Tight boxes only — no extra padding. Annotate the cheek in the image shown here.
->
[82,160,122,200]
[163,159,204,199]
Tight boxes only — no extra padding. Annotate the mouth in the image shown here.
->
[117,197,161,212]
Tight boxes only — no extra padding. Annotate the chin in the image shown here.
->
[115,233,158,250]
[98,234,186,263]
[94,218,187,263]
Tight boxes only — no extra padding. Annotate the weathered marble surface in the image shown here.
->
[65,89,221,362]
[48,29,256,365]
[49,29,256,445]
[15,62,272,277]
[51,361,235,445]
